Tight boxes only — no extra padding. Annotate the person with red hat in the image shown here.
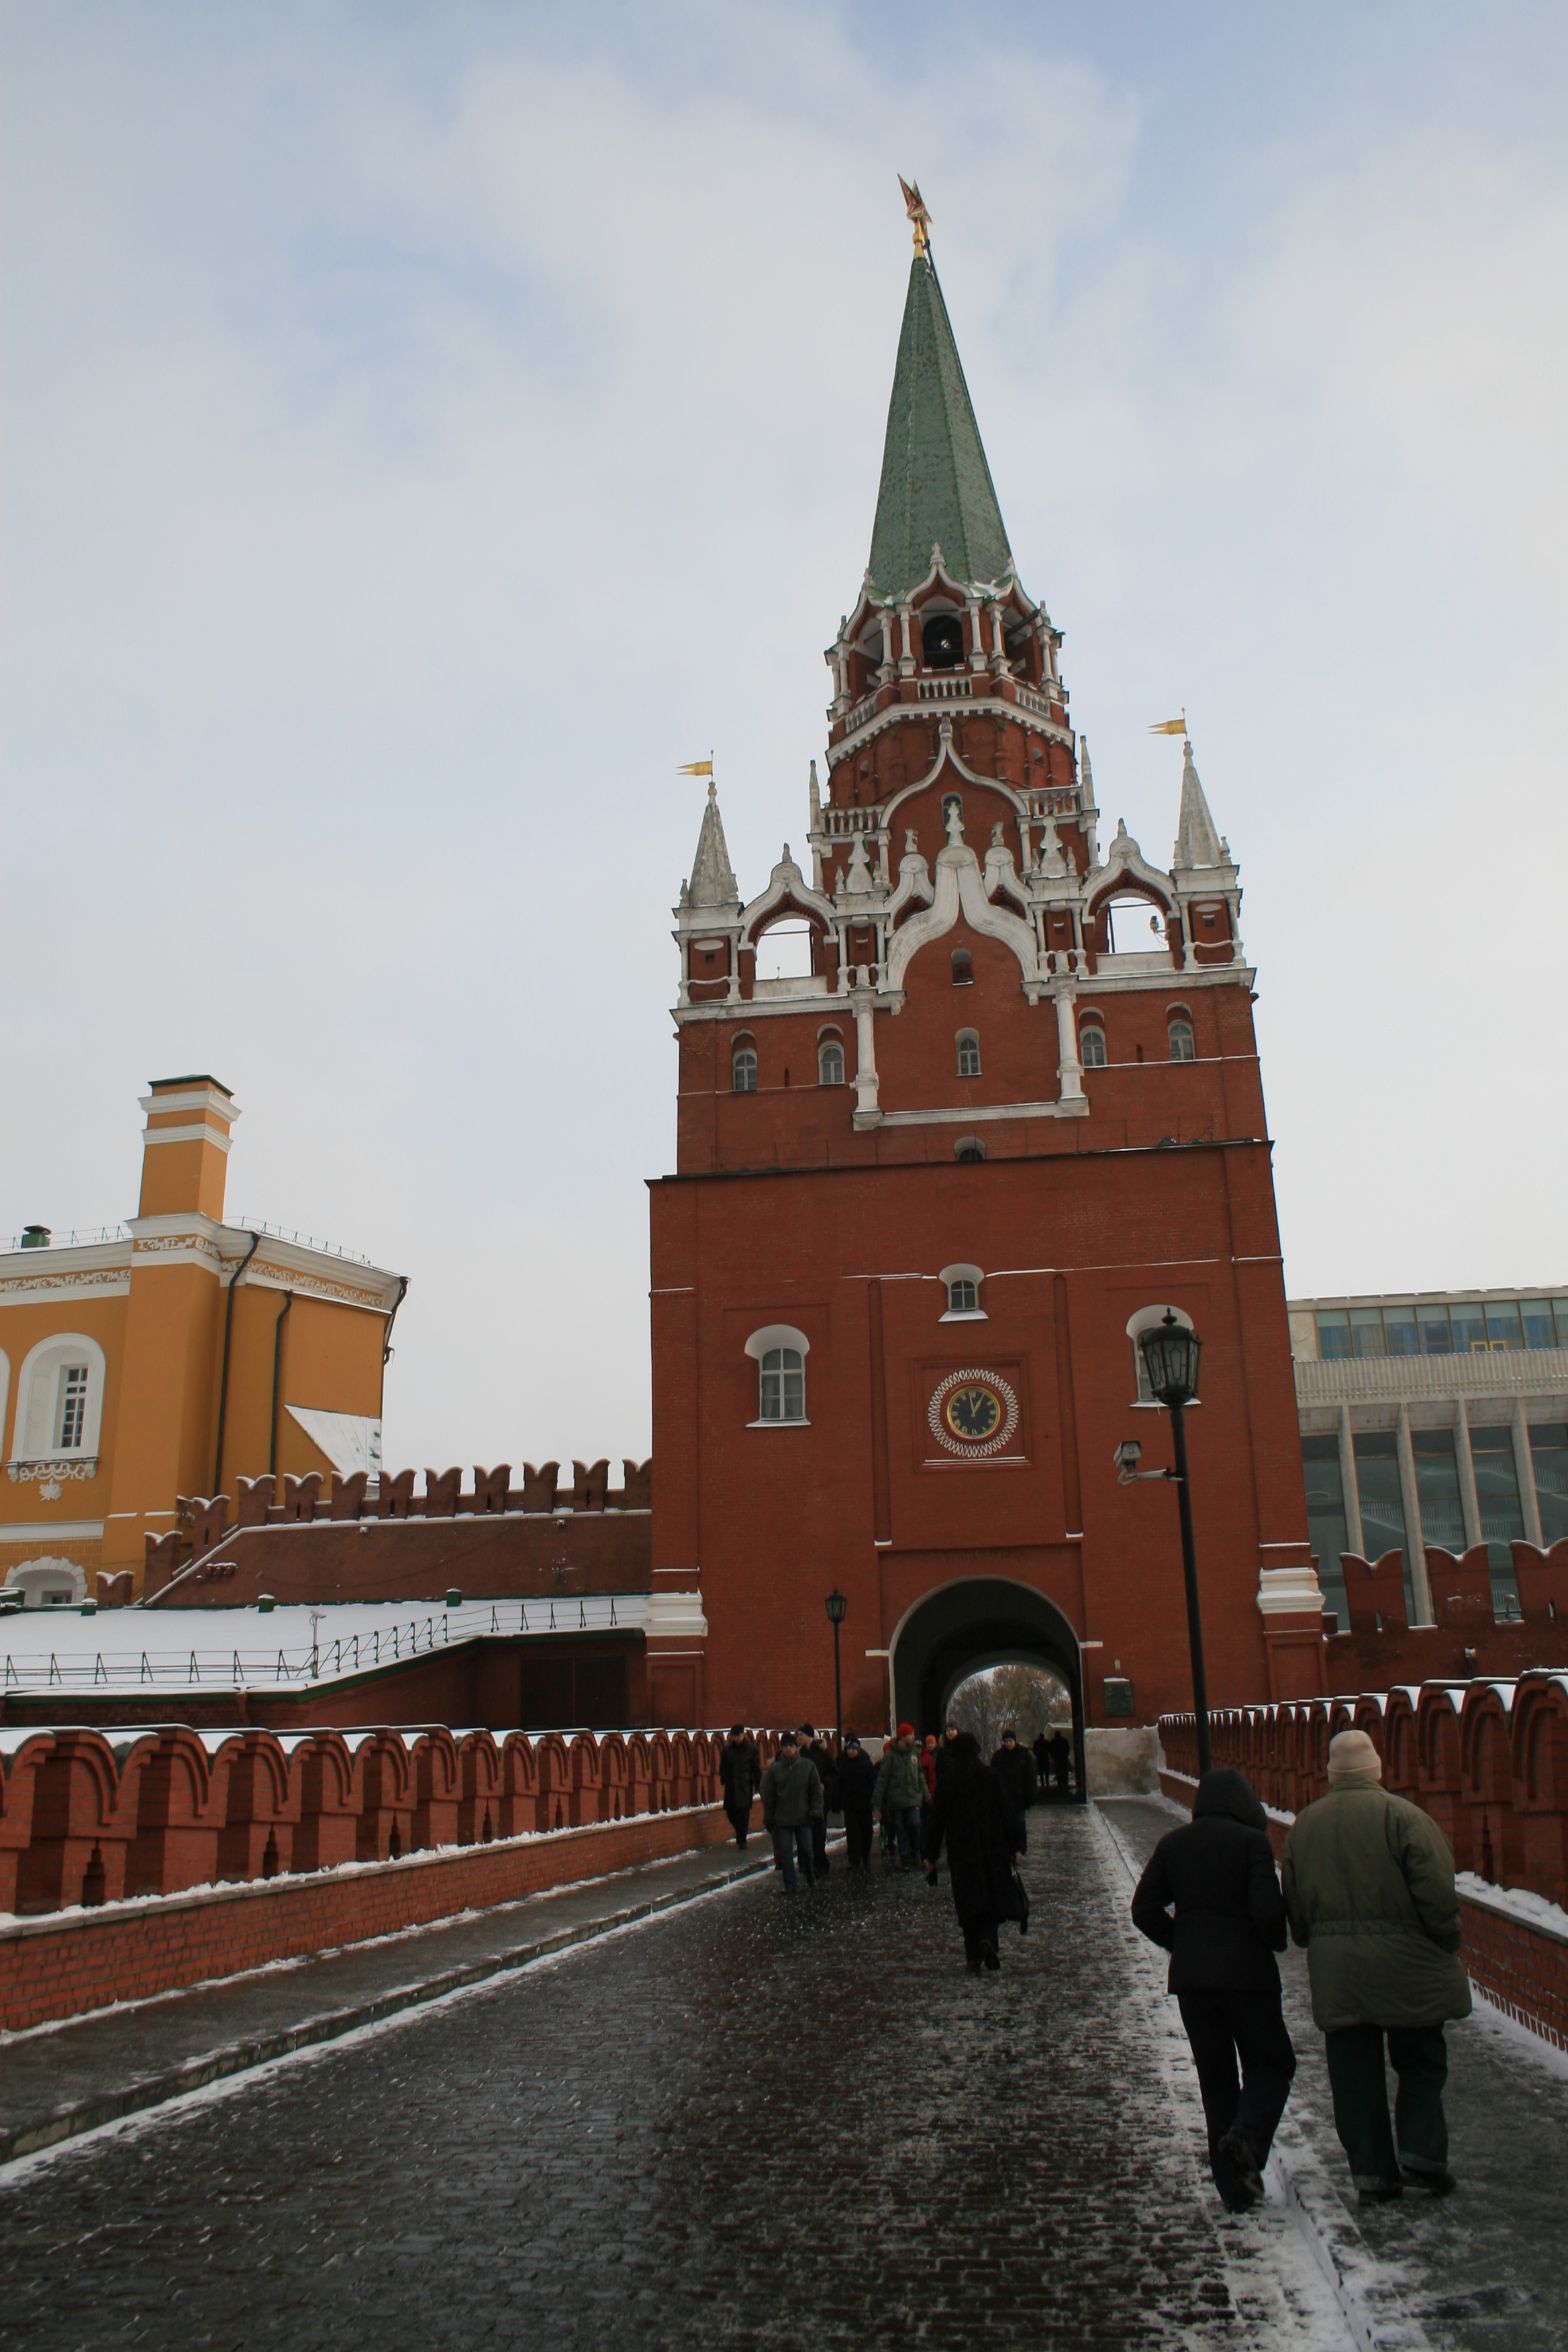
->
[872,1722,927,1873]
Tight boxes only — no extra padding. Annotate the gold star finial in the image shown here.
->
[898,176,932,255]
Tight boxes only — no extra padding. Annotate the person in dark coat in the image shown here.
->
[719,1724,761,1849]
[838,1736,876,1870]
[1032,1730,1053,1802]
[760,1732,822,1892]
[1048,1730,1072,1798]
[1132,1768,1296,2212]
[932,1722,962,1794]
[990,1729,1039,1851]
[923,1731,1023,1973]
[799,1725,836,1877]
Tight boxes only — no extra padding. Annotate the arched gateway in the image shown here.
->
[890,1578,1086,1803]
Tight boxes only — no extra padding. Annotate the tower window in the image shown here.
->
[948,1279,978,1315]
[922,613,964,669]
[1079,1023,1106,1069]
[1168,1019,1196,1063]
[950,949,973,986]
[818,1040,844,1086]
[758,1346,805,1423]
[956,1030,981,1078]
[57,1365,89,1451]
[732,1043,758,1092]
[954,1137,986,1164]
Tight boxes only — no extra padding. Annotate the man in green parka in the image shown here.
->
[1282,1728,1471,2204]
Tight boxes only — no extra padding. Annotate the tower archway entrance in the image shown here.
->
[889,1577,1086,1804]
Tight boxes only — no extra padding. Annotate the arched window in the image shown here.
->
[744,1324,810,1426]
[1168,1016,1195,1063]
[9,1333,108,1463]
[732,1038,758,1092]
[1126,1304,1196,1404]
[1079,1022,1106,1069]
[939,1263,985,1320]
[954,1136,986,1164]
[922,612,965,670]
[956,1030,981,1078]
[818,1040,844,1086]
[950,949,973,987]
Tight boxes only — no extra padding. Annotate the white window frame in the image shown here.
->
[818,1039,845,1086]
[1079,1022,1107,1069]
[744,1324,810,1427]
[9,1332,108,1463]
[956,1028,981,1078]
[1167,1009,1196,1063]
[732,1042,758,1093]
[1125,1304,1198,1409]
[938,1263,987,1322]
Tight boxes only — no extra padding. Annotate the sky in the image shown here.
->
[4,2,1566,1471]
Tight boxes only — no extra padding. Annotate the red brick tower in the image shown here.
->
[647,219,1319,1746]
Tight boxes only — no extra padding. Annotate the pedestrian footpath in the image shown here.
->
[0,1839,776,2164]
[1104,1794,1568,2352]
[2,1803,1357,2351]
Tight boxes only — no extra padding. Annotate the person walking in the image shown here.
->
[920,1734,938,1802]
[1032,1729,1053,1803]
[933,1722,962,1794]
[719,1723,761,1850]
[761,1732,822,1892]
[1283,1728,1470,2204]
[990,1728,1039,1852]
[838,1735,876,1871]
[923,1730,1022,1973]
[1131,1768,1296,2212]
[799,1724,836,1878]
[1049,1729,1071,1798]
[871,1724,928,1873]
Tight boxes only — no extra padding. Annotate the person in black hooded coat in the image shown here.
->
[922,1731,1022,1973]
[1131,1768,1297,2210]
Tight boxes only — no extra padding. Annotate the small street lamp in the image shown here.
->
[824,1589,848,1748]
[1121,1312,1212,1776]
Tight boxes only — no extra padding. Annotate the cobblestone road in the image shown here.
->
[1,1808,1353,2352]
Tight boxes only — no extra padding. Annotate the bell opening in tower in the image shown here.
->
[921,612,964,670]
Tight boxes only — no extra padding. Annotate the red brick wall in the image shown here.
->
[0,1802,748,2034]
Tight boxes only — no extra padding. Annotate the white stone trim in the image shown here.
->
[1256,1565,1324,1618]
[140,1086,240,1123]
[743,1324,811,1361]
[7,1332,108,1464]
[644,1589,709,1639]
[863,1097,1089,1129]
[0,1520,105,1542]
[140,1122,234,1153]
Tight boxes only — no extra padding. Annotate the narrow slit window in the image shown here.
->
[57,1365,89,1451]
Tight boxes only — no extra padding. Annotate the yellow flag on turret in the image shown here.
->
[1148,718,1187,736]
[677,760,714,777]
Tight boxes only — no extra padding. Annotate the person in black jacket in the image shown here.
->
[719,1725,761,1848]
[838,1735,876,1871]
[799,1725,836,1877]
[1132,1769,1297,2211]
[990,1729,1039,1850]
[1032,1730,1053,1802]
[924,1731,1023,1973]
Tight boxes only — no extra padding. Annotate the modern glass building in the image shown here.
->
[1289,1287,1568,1628]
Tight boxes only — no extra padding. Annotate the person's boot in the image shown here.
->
[1217,2128,1264,2205]
[983,1941,1000,1971]
[1400,2165,1457,2196]
[1358,2183,1404,2206]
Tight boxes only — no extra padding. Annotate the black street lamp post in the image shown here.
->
[824,1589,848,1749]
[1134,1312,1212,1777]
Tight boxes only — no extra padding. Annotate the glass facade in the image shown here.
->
[1352,1431,1416,1621]
[1532,1424,1568,1548]
[1314,1297,1568,1357]
[1470,1425,1524,1616]
[1301,1436,1349,1628]
[1411,1428,1466,1554]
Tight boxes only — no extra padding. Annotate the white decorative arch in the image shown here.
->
[1085,822,1176,925]
[740,848,836,947]
[744,1324,811,1361]
[1125,1305,1196,1408]
[885,833,1040,998]
[9,1332,108,1462]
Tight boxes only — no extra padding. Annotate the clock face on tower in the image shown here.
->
[944,1382,1003,1442]
[926,1367,1022,1459]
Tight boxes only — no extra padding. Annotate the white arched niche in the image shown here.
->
[1125,1304,1197,1409]
[9,1332,109,1463]
[938,1265,986,1322]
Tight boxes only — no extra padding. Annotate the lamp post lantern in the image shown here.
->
[1135,1312,1212,1777]
[824,1589,848,1749]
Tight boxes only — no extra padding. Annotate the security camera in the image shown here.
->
[1113,1438,1142,1474]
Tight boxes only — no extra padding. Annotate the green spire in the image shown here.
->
[866,253,1014,601]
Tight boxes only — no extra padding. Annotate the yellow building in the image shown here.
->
[1,1077,407,1600]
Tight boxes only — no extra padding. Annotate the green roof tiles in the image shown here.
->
[867,254,1014,602]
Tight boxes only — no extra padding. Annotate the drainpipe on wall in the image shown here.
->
[268,1291,294,1476]
[212,1229,261,1498]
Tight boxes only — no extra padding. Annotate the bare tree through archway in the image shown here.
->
[946,1663,1071,1755]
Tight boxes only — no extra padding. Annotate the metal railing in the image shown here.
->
[226,1217,374,1267]
[1,1226,131,1255]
